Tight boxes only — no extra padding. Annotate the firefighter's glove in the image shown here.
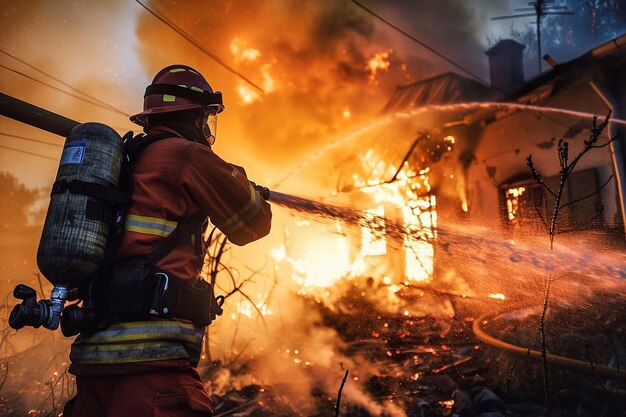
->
[251,182,270,201]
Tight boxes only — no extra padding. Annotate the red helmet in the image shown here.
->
[130,64,225,127]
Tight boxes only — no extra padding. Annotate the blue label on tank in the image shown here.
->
[60,141,86,165]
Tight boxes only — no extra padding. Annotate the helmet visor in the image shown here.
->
[207,113,218,145]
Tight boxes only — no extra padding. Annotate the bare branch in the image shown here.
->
[591,134,619,149]
[601,325,621,396]
[560,176,614,210]
[527,155,556,197]
[504,359,517,416]
[558,208,605,234]
[335,370,350,417]
[0,362,8,393]
[539,273,553,414]
[228,338,254,367]
[233,287,269,331]
[564,111,611,177]
[584,344,626,415]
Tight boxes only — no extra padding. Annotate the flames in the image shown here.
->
[223,39,459,315]
[230,37,261,63]
[366,50,392,83]
[230,37,275,105]
[357,153,437,283]
[505,186,526,221]
[230,43,393,104]
[270,146,439,301]
[237,84,260,105]
[270,220,367,292]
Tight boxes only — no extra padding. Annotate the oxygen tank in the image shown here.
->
[10,123,128,332]
[37,122,125,286]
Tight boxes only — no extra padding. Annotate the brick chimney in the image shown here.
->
[485,39,525,94]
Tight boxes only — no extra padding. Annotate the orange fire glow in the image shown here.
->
[270,220,367,293]
[231,37,275,105]
[236,66,275,105]
[230,37,261,63]
[237,84,260,104]
[232,297,273,320]
[366,50,392,83]
[271,147,437,295]
[505,186,526,221]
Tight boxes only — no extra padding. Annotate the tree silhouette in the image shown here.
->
[505,0,626,77]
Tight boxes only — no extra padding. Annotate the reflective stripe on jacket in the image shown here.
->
[124,214,178,237]
[70,321,204,366]
[215,183,261,235]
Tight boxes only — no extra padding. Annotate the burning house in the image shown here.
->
[284,33,626,297]
[372,34,626,252]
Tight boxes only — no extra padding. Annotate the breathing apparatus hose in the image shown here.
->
[473,306,626,381]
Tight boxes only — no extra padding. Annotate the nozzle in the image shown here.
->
[251,182,270,200]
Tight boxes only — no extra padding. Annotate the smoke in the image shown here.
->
[131,0,512,192]
[207,284,411,415]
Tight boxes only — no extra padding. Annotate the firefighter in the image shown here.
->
[62,64,272,416]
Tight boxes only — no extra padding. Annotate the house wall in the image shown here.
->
[465,80,620,232]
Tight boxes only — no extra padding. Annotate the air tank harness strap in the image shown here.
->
[123,132,171,163]
[105,212,222,326]
[51,179,130,224]
[146,212,207,263]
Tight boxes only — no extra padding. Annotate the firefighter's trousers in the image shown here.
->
[62,367,214,416]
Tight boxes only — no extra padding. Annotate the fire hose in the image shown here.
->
[473,305,626,382]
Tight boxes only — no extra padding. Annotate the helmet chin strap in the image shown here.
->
[201,123,215,146]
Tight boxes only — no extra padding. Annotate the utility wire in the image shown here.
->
[0,49,130,117]
[0,132,63,148]
[350,0,489,84]
[135,0,264,93]
[0,144,58,161]
[0,64,130,118]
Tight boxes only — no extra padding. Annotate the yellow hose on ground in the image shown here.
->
[472,306,625,381]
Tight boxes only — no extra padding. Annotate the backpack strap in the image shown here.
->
[148,212,207,267]
[123,132,171,162]
[95,132,180,281]
[122,132,207,267]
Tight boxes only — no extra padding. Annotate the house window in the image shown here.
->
[500,168,603,233]
[500,181,544,231]
[505,186,527,221]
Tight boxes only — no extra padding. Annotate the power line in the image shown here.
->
[0,132,63,148]
[0,144,58,161]
[350,0,489,84]
[135,0,264,93]
[0,49,130,117]
[0,64,130,118]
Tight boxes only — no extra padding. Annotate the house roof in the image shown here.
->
[382,32,626,125]
[463,32,626,126]
[381,72,500,114]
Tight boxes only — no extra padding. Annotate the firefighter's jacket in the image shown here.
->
[70,128,272,372]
